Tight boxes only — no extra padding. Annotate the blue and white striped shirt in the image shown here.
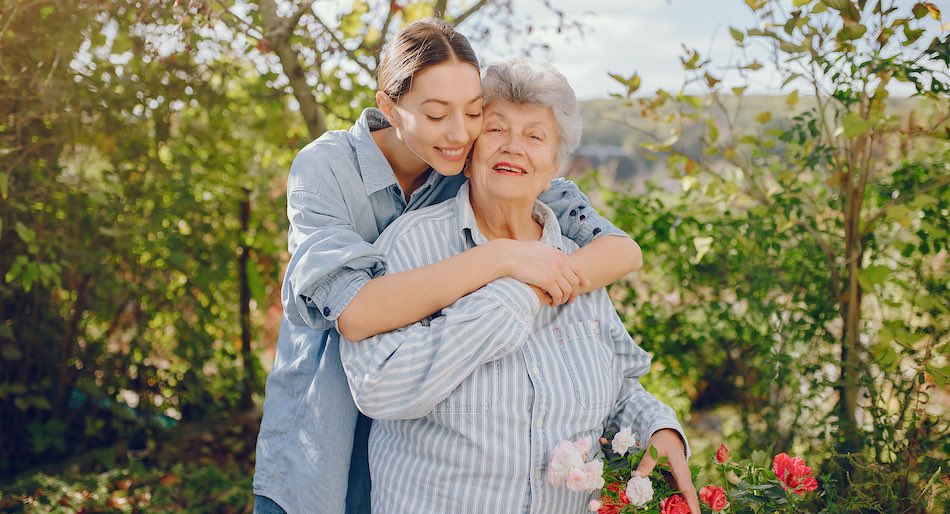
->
[340,183,687,514]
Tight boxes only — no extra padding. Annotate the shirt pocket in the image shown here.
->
[554,320,614,410]
[433,360,498,413]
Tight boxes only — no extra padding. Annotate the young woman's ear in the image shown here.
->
[375,91,399,128]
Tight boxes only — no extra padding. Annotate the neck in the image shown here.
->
[372,126,430,199]
[469,188,542,241]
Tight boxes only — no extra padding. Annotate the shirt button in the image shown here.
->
[322,307,331,317]
[592,228,602,235]
[569,209,577,216]
[534,419,543,430]
[531,366,541,375]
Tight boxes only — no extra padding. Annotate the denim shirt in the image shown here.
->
[253,108,628,514]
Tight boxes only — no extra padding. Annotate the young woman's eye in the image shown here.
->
[426,115,446,121]
[466,111,482,118]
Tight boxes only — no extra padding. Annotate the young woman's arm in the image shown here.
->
[539,178,643,297]
[337,238,580,341]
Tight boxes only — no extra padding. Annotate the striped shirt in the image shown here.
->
[340,182,687,513]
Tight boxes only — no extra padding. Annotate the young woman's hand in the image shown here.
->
[495,240,590,306]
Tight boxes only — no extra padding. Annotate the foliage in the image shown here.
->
[604,0,948,510]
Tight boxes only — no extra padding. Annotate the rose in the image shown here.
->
[566,460,605,493]
[699,485,729,512]
[715,443,730,463]
[624,474,654,507]
[598,482,630,514]
[611,426,637,456]
[547,440,585,487]
[659,494,690,514]
[772,452,819,495]
[588,499,602,512]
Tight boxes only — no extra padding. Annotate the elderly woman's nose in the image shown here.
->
[500,131,526,154]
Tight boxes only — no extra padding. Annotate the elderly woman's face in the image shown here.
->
[467,100,559,204]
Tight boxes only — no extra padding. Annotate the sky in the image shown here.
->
[473,0,946,99]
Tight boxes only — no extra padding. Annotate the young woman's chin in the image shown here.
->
[427,149,470,176]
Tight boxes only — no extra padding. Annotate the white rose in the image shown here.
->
[611,426,637,456]
[625,474,654,508]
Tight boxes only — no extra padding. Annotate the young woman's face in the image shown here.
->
[388,60,484,176]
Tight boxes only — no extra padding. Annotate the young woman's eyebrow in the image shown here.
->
[421,95,483,106]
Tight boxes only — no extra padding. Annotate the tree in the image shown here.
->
[606,0,947,503]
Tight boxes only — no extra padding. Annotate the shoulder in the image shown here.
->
[376,200,459,251]
[287,130,357,194]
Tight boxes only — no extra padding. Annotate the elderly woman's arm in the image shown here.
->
[339,277,539,420]
[601,310,688,454]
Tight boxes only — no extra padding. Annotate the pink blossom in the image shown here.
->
[547,440,584,487]
[588,499,602,512]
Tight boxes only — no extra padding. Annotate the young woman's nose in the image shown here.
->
[445,115,468,145]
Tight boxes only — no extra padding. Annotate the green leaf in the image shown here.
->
[861,264,890,286]
[756,111,773,124]
[729,26,745,43]
[0,172,7,199]
[649,445,659,460]
[0,325,12,339]
[837,23,868,41]
[1,345,22,361]
[246,260,265,306]
[793,0,812,5]
[786,89,800,108]
[14,222,35,244]
[842,112,872,138]
[885,204,914,227]
[401,2,434,25]
[912,2,929,19]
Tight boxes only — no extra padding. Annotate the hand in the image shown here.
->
[497,240,589,306]
[635,429,700,514]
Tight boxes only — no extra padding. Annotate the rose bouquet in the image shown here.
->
[546,428,820,513]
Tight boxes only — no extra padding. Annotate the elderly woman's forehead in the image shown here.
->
[485,101,554,120]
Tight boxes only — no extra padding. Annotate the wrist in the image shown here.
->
[483,239,515,280]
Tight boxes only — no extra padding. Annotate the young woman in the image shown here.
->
[252,18,643,514]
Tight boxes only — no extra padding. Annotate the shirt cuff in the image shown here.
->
[302,268,374,327]
[480,277,542,323]
[643,422,691,459]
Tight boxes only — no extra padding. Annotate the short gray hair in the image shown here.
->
[481,58,582,164]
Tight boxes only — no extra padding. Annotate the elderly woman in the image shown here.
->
[340,58,697,513]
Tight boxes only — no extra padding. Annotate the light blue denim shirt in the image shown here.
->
[253,108,628,514]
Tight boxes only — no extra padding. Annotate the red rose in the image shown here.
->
[659,494,690,514]
[715,443,730,463]
[599,482,630,514]
[772,452,819,495]
[699,485,729,512]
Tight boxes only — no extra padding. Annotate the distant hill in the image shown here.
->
[567,95,933,185]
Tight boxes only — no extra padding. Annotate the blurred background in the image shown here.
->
[0,0,947,512]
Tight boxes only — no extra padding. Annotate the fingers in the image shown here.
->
[634,448,657,478]
[669,455,700,514]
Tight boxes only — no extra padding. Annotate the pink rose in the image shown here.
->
[547,440,584,487]
[566,460,604,492]
[772,452,819,495]
[659,494,690,514]
[566,467,589,492]
[588,499,602,512]
[715,443,730,463]
[699,485,729,512]
[573,436,593,455]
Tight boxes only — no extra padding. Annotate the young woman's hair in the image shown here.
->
[376,17,479,102]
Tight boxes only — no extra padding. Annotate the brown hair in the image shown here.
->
[376,17,479,103]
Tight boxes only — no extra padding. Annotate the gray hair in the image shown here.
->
[481,58,582,164]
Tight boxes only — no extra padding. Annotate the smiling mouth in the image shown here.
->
[493,163,526,175]
[437,147,465,157]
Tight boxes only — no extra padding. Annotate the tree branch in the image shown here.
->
[452,0,490,26]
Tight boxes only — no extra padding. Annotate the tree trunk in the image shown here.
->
[259,0,328,140]
[239,189,255,409]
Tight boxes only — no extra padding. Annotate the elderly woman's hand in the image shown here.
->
[635,429,700,514]
[496,239,589,306]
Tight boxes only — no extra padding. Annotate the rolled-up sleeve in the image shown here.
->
[603,313,690,457]
[538,178,629,248]
[281,150,386,331]
[340,277,539,420]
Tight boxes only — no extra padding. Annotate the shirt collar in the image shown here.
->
[350,108,400,197]
[455,182,564,251]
